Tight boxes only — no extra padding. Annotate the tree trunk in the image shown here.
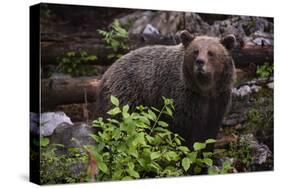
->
[231,46,273,68]
[41,76,100,110]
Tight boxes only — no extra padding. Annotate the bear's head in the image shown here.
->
[180,30,236,94]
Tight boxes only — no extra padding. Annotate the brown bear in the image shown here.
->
[94,30,236,147]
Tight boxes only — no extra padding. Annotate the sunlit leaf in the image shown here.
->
[182,157,192,171]
[110,95,119,106]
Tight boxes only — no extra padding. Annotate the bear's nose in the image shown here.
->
[195,59,205,68]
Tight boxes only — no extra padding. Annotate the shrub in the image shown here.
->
[40,137,88,184]
[89,96,216,181]
[56,50,98,77]
[256,63,273,78]
[98,19,129,60]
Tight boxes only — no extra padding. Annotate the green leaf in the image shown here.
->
[66,51,75,57]
[96,142,105,152]
[178,146,190,153]
[122,176,133,180]
[205,139,216,144]
[182,157,192,171]
[127,168,140,178]
[110,95,119,106]
[165,106,173,117]
[68,147,79,152]
[148,161,162,173]
[175,137,181,145]
[112,169,123,180]
[203,152,213,158]
[86,55,97,61]
[151,106,160,112]
[203,158,213,166]
[122,105,130,118]
[106,118,119,124]
[80,51,88,57]
[107,107,121,115]
[145,135,155,144]
[89,134,100,142]
[187,152,197,162]
[154,127,172,133]
[158,121,169,127]
[133,132,146,146]
[137,159,147,169]
[136,116,150,125]
[164,151,179,161]
[148,110,157,121]
[112,128,121,139]
[128,145,138,158]
[40,137,49,147]
[150,152,161,160]
[98,161,108,174]
[208,167,219,175]
[193,142,206,151]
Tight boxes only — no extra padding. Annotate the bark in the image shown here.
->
[41,76,100,110]
[231,46,273,68]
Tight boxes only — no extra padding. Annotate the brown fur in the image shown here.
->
[94,30,236,147]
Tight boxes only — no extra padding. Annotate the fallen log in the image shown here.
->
[41,32,273,68]
[41,33,114,66]
[41,76,100,110]
[231,46,273,68]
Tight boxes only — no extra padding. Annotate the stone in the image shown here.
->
[267,82,274,89]
[143,24,160,36]
[240,134,272,165]
[50,122,95,150]
[40,112,73,136]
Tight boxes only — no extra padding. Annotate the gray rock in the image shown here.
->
[143,24,160,36]
[251,85,262,93]
[50,122,95,149]
[51,73,72,79]
[49,122,96,177]
[267,82,274,89]
[40,112,73,136]
[232,85,251,97]
[222,113,247,127]
[240,134,272,165]
[232,84,261,97]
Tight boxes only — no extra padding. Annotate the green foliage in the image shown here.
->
[256,63,273,78]
[40,137,88,184]
[90,96,216,181]
[245,96,273,135]
[227,139,253,170]
[56,50,98,77]
[98,19,129,60]
[208,160,235,175]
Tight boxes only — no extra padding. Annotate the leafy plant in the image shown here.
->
[56,51,98,77]
[89,96,216,181]
[40,137,89,184]
[98,19,129,60]
[256,63,273,78]
[226,139,253,171]
[208,160,235,175]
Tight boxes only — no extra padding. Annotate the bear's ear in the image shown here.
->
[220,34,236,50]
[180,30,194,47]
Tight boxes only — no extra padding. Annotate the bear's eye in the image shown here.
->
[193,49,199,56]
[208,51,214,57]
